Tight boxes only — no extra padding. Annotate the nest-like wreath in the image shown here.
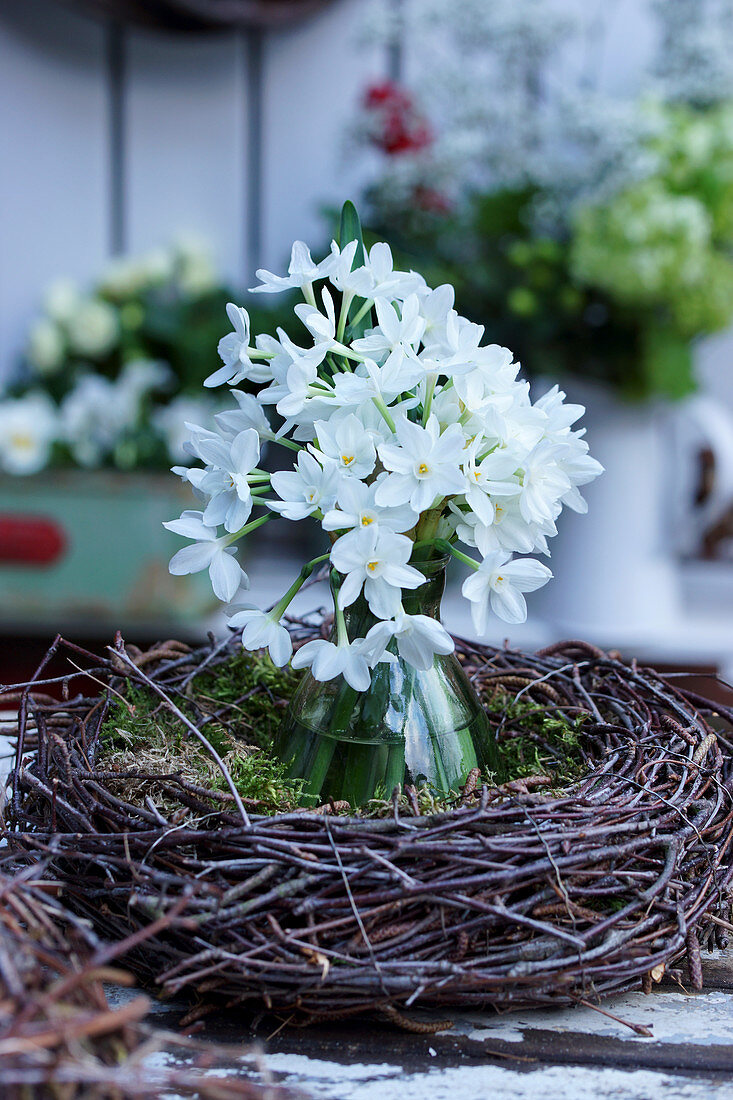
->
[0,855,293,1099]
[6,626,733,1024]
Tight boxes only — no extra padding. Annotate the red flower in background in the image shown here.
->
[362,80,433,156]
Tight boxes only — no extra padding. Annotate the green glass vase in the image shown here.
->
[273,557,504,806]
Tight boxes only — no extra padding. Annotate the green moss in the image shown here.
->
[191,649,299,750]
[99,652,303,813]
[486,693,588,783]
[98,650,590,817]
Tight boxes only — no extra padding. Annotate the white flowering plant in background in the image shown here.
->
[167,205,602,688]
[0,239,292,476]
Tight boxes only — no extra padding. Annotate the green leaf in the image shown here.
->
[339,200,366,268]
[339,200,372,341]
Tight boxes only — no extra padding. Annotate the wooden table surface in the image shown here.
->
[106,971,733,1099]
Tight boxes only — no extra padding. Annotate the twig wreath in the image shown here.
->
[6,626,733,1024]
[0,855,294,1098]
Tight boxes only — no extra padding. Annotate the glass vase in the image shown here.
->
[273,557,504,806]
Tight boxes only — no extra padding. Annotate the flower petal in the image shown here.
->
[209,549,242,602]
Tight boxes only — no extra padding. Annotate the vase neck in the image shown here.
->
[338,555,448,636]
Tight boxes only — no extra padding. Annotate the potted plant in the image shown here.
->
[164,202,601,802]
[0,239,291,631]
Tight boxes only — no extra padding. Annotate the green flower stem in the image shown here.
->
[415,506,445,548]
[271,435,302,452]
[272,553,331,619]
[435,539,480,571]
[337,290,355,343]
[349,297,374,330]
[245,347,275,359]
[332,342,364,363]
[225,512,272,546]
[287,572,354,803]
[421,373,438,425]
[372,396,396,433]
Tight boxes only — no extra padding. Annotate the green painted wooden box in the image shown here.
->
[0,472,218,633]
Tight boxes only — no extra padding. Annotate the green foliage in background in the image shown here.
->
[365,102,733,402]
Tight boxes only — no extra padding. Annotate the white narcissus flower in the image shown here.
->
[207,303,271,388]
[216,389,274,441]
[166,216,603,672]
[292,636,371,691]
[555,441,604,514]
[462,445,520,526]
[346,241,424,300]
[352,294,426,359]
[376,415,466,513]
[322,476,417,535]
[294,286,339,349]
[517,440,572,526]
[313,413,376,479]
[330,528,424,619]
[228,608,293,667]
[270,334,329,419]
[363,347,426,398]
[270,450,341,520]
[164,510,247,602]
[418,283,454,346]
[189,427,261,533]
[462,552,552,632]
[363,612,455,671]
[452,343,519,410]
[249,240,334,294]
[0,393,57,475]
[325,240,365,298]
[535,385,585,436]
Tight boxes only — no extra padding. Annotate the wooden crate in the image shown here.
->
[0,471,218,634]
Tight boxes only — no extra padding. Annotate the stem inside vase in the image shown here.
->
[273,554,504,805]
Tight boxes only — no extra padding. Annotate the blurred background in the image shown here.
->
[3,0,733,688]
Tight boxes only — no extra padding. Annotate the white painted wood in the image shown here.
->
[267,1060,731,1100]
[124,29,247,284]
[0,0,109,384]
[260,0,381,274]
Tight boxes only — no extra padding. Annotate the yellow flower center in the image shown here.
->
[367,560,379,573]
[342,454,354,466]
[10,433,33,451]
[418,462,429,475]
[361,515,374,526]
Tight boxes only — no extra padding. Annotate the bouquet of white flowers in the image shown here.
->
[167,203,602,803]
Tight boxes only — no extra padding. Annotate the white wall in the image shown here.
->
[0,0,382,382]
